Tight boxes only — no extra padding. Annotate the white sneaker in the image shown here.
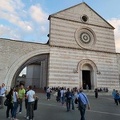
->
[26,116,29,120]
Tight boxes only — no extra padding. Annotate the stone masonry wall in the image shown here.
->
[49,46,119,90]
[50,17,115,53]
[0,38,49,87]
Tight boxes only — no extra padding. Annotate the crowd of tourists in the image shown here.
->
[45,86,90,120]
[45,86,120,120]
[0,83,37,120]
[1,83,120,120]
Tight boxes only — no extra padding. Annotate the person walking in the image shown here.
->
[112,89,116,104]
[114,90,120,105]
[26,85,35,120]
[77,87,90,120]
[5,88,13,119]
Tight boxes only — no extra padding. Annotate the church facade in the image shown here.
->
[48,2,120,90]
[0,2,120,90]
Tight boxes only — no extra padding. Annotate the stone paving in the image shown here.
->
[0,92,120,120]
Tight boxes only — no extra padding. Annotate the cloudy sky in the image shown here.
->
[0,0,120,52]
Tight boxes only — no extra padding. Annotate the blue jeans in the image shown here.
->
[47,93,50,99]
[66,99,71,111]
[12,102,18,118]
[71,98,75,110]
[18,98,23,112]
[6,103,13,118]
[79,105,86,120]
[61,97,65,105]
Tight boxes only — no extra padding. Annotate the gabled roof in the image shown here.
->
[49,2,114,29]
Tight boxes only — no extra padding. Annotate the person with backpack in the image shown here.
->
[77,87,90,120]
[114,90,120,105]
[5,88,13,119]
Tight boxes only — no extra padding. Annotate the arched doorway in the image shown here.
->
[78,59,98,90]
[82,64,92,89]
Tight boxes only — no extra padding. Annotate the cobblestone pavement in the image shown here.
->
[1,92,120,120]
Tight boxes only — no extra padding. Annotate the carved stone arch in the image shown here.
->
[78,59,98,71]
[77,59,98,90]
[4,48,50,90]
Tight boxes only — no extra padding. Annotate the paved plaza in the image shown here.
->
[0,92,120,120]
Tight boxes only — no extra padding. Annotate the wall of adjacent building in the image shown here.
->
[116,54,120,86]
[0,38,50,88]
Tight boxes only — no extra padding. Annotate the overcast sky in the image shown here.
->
[0,0,120,52]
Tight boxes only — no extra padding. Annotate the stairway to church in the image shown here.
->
[33,88,45,93]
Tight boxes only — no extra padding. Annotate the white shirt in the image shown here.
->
[74,92,78,99]
[27,90,35,102]
[46,88,50,93]
[60,90,65,97]
[13,92,18,102]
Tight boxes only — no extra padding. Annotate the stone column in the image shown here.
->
[26,64,40,88]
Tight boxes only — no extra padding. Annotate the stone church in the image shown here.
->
[0,2,120,90]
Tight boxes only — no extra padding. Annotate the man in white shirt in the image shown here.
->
[26,86,35,120]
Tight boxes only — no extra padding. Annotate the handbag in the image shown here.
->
[75,98,78,104]
[34,97,38,110]
[17,98,21,104]
[4,99,9,106]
